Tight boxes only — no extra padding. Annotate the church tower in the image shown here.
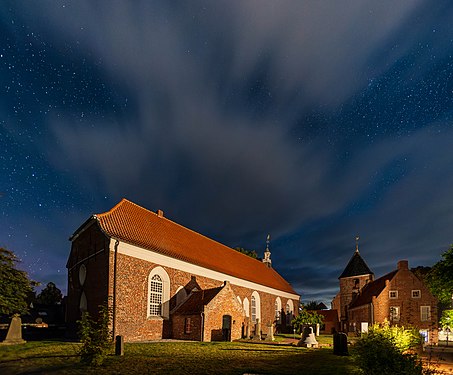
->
[262,234,272,268]
[338,236,373,330]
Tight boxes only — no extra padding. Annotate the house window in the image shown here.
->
[390,306,400,322]
[421,306,431,321]
[251,295,257,323]
[411,290,421,298]
[149,275,163,316]
[389,290,398,299]
[184,317,192,334]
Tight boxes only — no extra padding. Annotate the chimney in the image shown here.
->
[157,209,164,218]
[397,260,408,270]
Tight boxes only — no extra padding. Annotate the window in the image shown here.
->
[275,297,282,323]
[389,290,398,299]
[411,290,421,298]
[250,291,261,323]
[421,306,431,321]
[389,306,400,321]
[147,266,170,318]
[184,317,192,334]
[251,296,257,323]
[149,275,163,316]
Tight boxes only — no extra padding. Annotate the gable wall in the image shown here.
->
[373,269,438,341]
[66,223,111,333]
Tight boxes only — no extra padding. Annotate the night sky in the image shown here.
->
[2,1,453,305]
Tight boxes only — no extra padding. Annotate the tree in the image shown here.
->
[291,308,324,333]
[354,323,423,375]
[233,247,258,259]
[78,303,113,366]
[440,309,453,346]
[427,245,453,308]
[0,247,36,316]
[36,282,63,305]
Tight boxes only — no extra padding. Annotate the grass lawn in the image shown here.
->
[0,340,360,374]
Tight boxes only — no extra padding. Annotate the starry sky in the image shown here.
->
[1,1,453,305]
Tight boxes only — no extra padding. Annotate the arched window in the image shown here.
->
[149,275,163,316]
[251,296,257,323]
[237,296,242,306]
[275,297,282,323]
[251,291,261,323]
[147,266,170,318]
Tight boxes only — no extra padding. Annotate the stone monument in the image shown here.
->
[2,314,26,345]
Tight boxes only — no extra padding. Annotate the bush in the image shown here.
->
[354,323,423,375]
[78,303,113,366]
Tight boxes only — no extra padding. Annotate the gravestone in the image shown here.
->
[252,319,261,340]
[115,335,124,356]
[265,324,274,341]
[2,315,26,345]
[333,332,349,356]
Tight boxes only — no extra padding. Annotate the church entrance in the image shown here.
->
[222,315,232,341]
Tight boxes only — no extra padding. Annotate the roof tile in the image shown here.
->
[94,199,298,295]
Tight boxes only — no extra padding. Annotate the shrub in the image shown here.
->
[78,303,113,366]
[354,323,423,375]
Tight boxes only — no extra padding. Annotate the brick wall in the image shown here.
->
[67,235,299,342]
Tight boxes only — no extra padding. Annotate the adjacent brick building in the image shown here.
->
[66,199,299,342]
[332,245,438,344]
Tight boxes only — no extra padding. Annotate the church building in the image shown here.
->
[66,199,299,342]
[332,238,438,344]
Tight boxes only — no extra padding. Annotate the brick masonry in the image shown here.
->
[66,223,299,342]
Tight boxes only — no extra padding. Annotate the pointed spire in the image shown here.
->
[355,235,360,253]
[263,233,272,268]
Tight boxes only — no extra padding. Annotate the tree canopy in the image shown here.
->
[291,308,324,333]
[233,247,258,259]
[36,282,63,305]
[0,247,36,315]
[427,245,453,308]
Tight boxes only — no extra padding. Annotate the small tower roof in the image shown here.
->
[339,237,373,278]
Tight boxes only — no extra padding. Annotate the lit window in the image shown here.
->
[421,306,431,321]
[390,306,400,321]
[389,290,398,299]
[149,275,163,316]
[411,290,421,298]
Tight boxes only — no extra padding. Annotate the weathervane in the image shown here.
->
[355,235,360,253]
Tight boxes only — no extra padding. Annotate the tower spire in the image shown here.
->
[262,234,272,268]
[355,235,360,253]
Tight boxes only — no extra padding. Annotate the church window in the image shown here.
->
[285,300,294,325]
[250,291,261,323]
[149,275,163,316]
[147,266,170,318]
[251,296,257,323]
[79,264,87,286]
[243,298,250,317]
[275,297,282,323]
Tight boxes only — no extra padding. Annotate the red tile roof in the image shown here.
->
[93,199,298,295]
[173,287,223,315]
[349,270,398,308]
